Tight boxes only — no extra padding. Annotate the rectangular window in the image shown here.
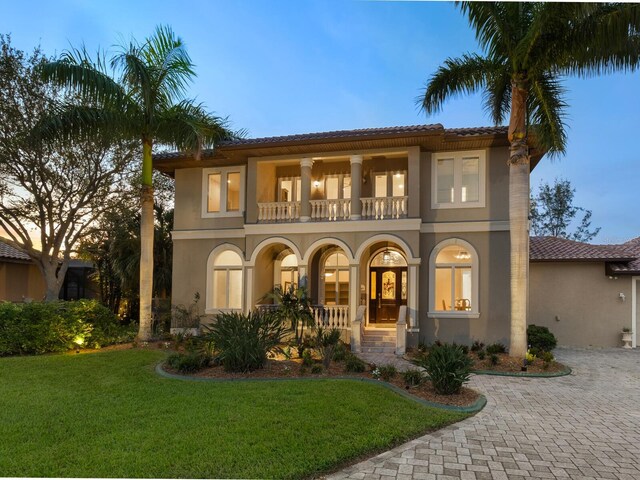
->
[374,174,387,197]
[392,173,405,197]
[228,270,243,309]
[435,267,452,311]
[207,173,221,212]
[432,151,486,209]
[342,176,351,199]
[325,177,339,200]
[202,166,246,218]
[227,172,240,211]
[213,270,227,307]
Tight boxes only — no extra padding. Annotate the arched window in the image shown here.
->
[211,249,243,310]
[322,251,349,305]
[278,252,299,289]
[429,239,479,317]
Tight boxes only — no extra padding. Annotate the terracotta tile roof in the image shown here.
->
[530,236,637,262]
[608,237,640,274]
[153,124,509,160]
[0,238,31,261]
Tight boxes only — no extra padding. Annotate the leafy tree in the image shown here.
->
[0,35,136,300]
[530,179,600,242]
[39,26,237,340]
[419,2,640,357]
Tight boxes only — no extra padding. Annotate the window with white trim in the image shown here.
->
[202,166,245,217]
[432,151,485,208]
[211,249,243,310]
[324,174,351,200]
[429,239,479,318]
[373,171,407,198]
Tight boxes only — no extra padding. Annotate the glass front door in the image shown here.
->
[368,266,407,324]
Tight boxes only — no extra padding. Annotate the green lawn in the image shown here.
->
[0,349,467,479]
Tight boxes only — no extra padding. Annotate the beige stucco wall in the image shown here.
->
[420,146,510,223]
[0,261,46,302]
[529,262,633,347]
[418,231,511,347]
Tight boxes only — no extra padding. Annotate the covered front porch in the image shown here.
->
[247,236,420,355]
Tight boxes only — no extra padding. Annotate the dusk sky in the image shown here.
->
[2,0,638,242]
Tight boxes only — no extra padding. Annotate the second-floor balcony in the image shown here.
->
[257,196,408,222]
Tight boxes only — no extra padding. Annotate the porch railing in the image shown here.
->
[312,305,350,329]
[361,196,408,220]
[310,199,351,221]
[254,304,350,330]
[257,201,301,222]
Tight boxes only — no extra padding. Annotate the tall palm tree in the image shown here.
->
[420,3,640,357]
[40,25,236,340]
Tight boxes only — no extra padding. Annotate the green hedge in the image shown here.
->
[0,300,136,356]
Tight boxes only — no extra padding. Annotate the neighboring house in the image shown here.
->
[155,123,546,353]
[530,236,640,348]
[0,239,46,302]
[0,237,97,302]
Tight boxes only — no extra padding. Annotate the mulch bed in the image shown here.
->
[405,349,567,375]
[163,352,480,408]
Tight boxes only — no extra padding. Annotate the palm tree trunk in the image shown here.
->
[138,140,155,341]
[508,81,530,359]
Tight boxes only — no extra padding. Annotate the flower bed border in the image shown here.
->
[471,365,572,378]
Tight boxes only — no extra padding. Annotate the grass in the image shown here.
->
[0,349,468,479]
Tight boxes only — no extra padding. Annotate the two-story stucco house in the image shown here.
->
[155,123,545,354]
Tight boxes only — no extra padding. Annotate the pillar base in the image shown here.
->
[350,214,362,220]
[299,216,310,222]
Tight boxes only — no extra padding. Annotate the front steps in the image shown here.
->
[361,328,396,354]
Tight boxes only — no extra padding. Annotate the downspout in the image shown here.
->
[633,276,638,349]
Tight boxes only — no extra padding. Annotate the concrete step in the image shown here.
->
[362,338,396,347]
[361,346,397,354]
[362,335,396,342]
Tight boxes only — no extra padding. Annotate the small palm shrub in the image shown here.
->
[344,353,366,373]
[315,327,342,368]
[486,343,507,355]
[301,349,314,367]
[527,325,557,352]
[416,343,472,395]
[377,364,397,381]
[470,340,485,353]
[201,310,288,372]
[489,353,499,365]
[541,351,555,369]
[402,368,424,387]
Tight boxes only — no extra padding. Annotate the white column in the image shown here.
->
[407,264,419,332]
[300,158,313,222]
[350,155,363,220]
[244,267,254,314]
[349,264,359,326]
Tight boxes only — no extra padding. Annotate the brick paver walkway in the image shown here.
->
[328,348,640,480]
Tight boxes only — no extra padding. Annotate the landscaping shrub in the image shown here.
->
[527,325,557,352]
[201,310,288,372]
[310,364,323,374]
[301,349,314,367]
[377,364,397,382]
[332,341,348,362]
[166,352,210,373]
[415,343,472,395]
[402,368,424,387]
[477,350,486,360]
[0,300,134,356]
[489,353,499,365]
[315,327,342,368]
[541,351,555,369]
[485,343,507,355]
[344,353,366,373]
[470,340,485,353]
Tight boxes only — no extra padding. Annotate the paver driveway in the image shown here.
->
[328,348,640,480]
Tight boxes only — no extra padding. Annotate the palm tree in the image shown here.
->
[420,3,640,357]
[40,25,236,340]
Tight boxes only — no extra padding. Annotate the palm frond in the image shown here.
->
[419,53,505,116]
[482,69,511,125]
[559,3,640,76]
[40,46,127,107]
[457,2,517,58]
[145,25,194,102]
[154,100,235,154]
[527,74,567,158]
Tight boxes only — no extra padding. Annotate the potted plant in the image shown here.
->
[622,327,633,349]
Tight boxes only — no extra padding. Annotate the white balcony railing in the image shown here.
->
[257,201,300,222]
[361,196,408,220]
[310,199,351,221]
[313,305,350,329]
